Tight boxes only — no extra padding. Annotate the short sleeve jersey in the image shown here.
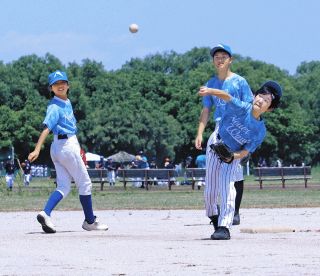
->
[202,74,253,122]
[5,163,15,174]
[43,96,77,135]
[218,97,266,153]
[195,155,206,168]
[24,162,31,174]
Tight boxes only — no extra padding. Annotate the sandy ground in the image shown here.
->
[1,208,320,276]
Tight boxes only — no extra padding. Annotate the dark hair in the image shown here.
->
[255,86,280,109]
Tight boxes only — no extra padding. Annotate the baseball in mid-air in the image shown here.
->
[129,23,139,33]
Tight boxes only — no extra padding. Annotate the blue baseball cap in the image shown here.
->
[48,70,69,86]
[210,43,232,57]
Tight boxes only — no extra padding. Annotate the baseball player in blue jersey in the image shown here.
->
[198,80,282,240]
[28,70,108,234]
[195,44,253,227]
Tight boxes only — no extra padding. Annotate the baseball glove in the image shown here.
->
[210,142,234,164]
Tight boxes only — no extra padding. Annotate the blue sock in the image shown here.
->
[44,191,63,216]
[79,195,95,224]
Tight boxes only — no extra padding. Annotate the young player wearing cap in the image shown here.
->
[198,80,282,240]
[28,70,108,234]
[195,43,253,227]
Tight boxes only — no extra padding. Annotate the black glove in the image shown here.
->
[210,142,234,164]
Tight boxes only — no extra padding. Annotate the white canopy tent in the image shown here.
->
[85,152,102,162]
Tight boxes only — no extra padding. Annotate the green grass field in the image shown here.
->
[1,166,319,211]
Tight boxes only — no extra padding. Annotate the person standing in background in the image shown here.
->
[5,160,15,191]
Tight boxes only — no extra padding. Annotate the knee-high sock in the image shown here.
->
[234,180,244,213]
[44,190,63,216]
[79,194,95,224]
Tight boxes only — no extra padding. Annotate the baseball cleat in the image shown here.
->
[37,211,56,234]
[211,226,230,240]
[232,212,240,225]
[82,217,108,231]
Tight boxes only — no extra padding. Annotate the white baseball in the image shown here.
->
[129,23,139,33]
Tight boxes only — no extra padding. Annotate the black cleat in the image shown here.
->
[211,226,230,240]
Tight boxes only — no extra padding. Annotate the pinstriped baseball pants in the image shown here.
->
[204,130,240,229]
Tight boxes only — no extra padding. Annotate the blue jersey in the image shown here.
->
[195,154,206,168]
[219,97,266,153]
[43,96,77,135]
[202,74,253,121]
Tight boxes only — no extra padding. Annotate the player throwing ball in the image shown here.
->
[198,80,282,240]
[28,70,108,234]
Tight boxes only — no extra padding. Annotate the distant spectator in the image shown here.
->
[195,154,206,168]
[21,160,32,186]
[5,160,15,191]
[195,154,206,189]
[106,158,116,186]
[258,157,267,167]
[131,155,143,187]
[164,157,175,186]
[139,156,149,169]
[183,156,193,185]
[149,157,158,186]
[149,157,157,169]
[276,159,282,167]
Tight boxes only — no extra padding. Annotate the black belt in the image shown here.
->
[58,134,68,140]
[217,133,221,140]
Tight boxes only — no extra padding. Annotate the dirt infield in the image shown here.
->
[1,208,320,275]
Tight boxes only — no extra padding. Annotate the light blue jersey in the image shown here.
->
[219,97,266,153]
[43,96,77,135]
[202,74,253,122]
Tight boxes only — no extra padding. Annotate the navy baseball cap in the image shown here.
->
[261,81,282,98]
[48,70,69,86]
[210,43,232,57]
[258,80,282,108]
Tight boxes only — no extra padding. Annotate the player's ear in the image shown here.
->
[48,85,55,98]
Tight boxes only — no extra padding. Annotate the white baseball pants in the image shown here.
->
[5,174,14,188]
[50,135,92,197]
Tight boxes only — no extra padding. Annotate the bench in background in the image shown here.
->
[50,169,177,191]
[117,169,176,190]
[253,166,312,189]
[185,168,206,190]
[50,169,108,191]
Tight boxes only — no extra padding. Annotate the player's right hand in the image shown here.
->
[195,135,203,150]
[198,86,210,97]
[28,150,39,163]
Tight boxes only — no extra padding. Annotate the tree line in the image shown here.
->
[0,48,319,167]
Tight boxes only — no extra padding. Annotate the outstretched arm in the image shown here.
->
[28,127,50,162]
[198,86,231,102]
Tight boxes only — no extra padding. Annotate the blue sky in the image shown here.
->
[1,0,319,75]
